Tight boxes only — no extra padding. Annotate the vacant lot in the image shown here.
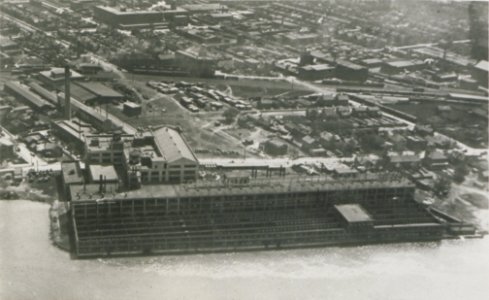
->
[107,87,255,157]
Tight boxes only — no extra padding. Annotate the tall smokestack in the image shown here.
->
[64,66,71,120]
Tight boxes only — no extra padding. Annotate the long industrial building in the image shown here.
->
[69,173,448,257]
[93,4,225,29]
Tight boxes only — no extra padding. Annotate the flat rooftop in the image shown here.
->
[89,164,118,182]
[70,174,413,202]
[301,64,335,71]
[61,162,84,185]
[336,60,366,70]
[335,204,373,223]
[385,60,425,68]
[39,68,83,81]
[96,5,188,16]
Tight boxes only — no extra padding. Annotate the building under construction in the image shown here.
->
[69,172,456,257]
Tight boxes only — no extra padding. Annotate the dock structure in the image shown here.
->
[70,174,444,257]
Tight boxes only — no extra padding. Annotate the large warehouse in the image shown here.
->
[69,173,447,257]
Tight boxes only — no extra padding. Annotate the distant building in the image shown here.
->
[471,60,488,87]
[298,64,335,81]
[424,151,448,170]
[281,32,319,45]
[74,82,124,104]
[38,68,83,90]
[432,72,457,82]
[260,139,288,156]
[93,4,224,29]
[76,63,104,74]
[52,120,88,149]
[381,60,426,74]
[406,136,427,151]
[359,58,384,68]
[123,102,142,117]
[388,153,422,169]
[93,6,177,29]
[0,35,20,55]
[301,135,317,151]
[175,47,217,77]
[335,60,368,82]
[4,81,55,113]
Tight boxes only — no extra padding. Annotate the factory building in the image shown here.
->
[69,174,446,257]
[93,6,171,28]
[93,4,224,29]
[175,47,217,77]
[83,127,198,185]
[381,60,426,75]
[38,67,83,90]
[298,64,335,81]
[4,81,55,113]
[335,60,369,82]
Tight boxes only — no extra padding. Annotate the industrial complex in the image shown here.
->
[0,0,487,258]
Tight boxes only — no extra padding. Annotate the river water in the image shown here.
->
[1,200,488,300]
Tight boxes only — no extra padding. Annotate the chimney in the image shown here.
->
[64,66,71,120]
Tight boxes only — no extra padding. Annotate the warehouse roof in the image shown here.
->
[181,3,224,12]
[70,83,98,103]
[28,82,57,104]
[336,60,365,70]
[152,127,197,163]
[301,64,334,71]
[384,60,425,68]
[5,81,54,110]
[75,82,123,99]
[39,67,83,81]
[335,204,372,223]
